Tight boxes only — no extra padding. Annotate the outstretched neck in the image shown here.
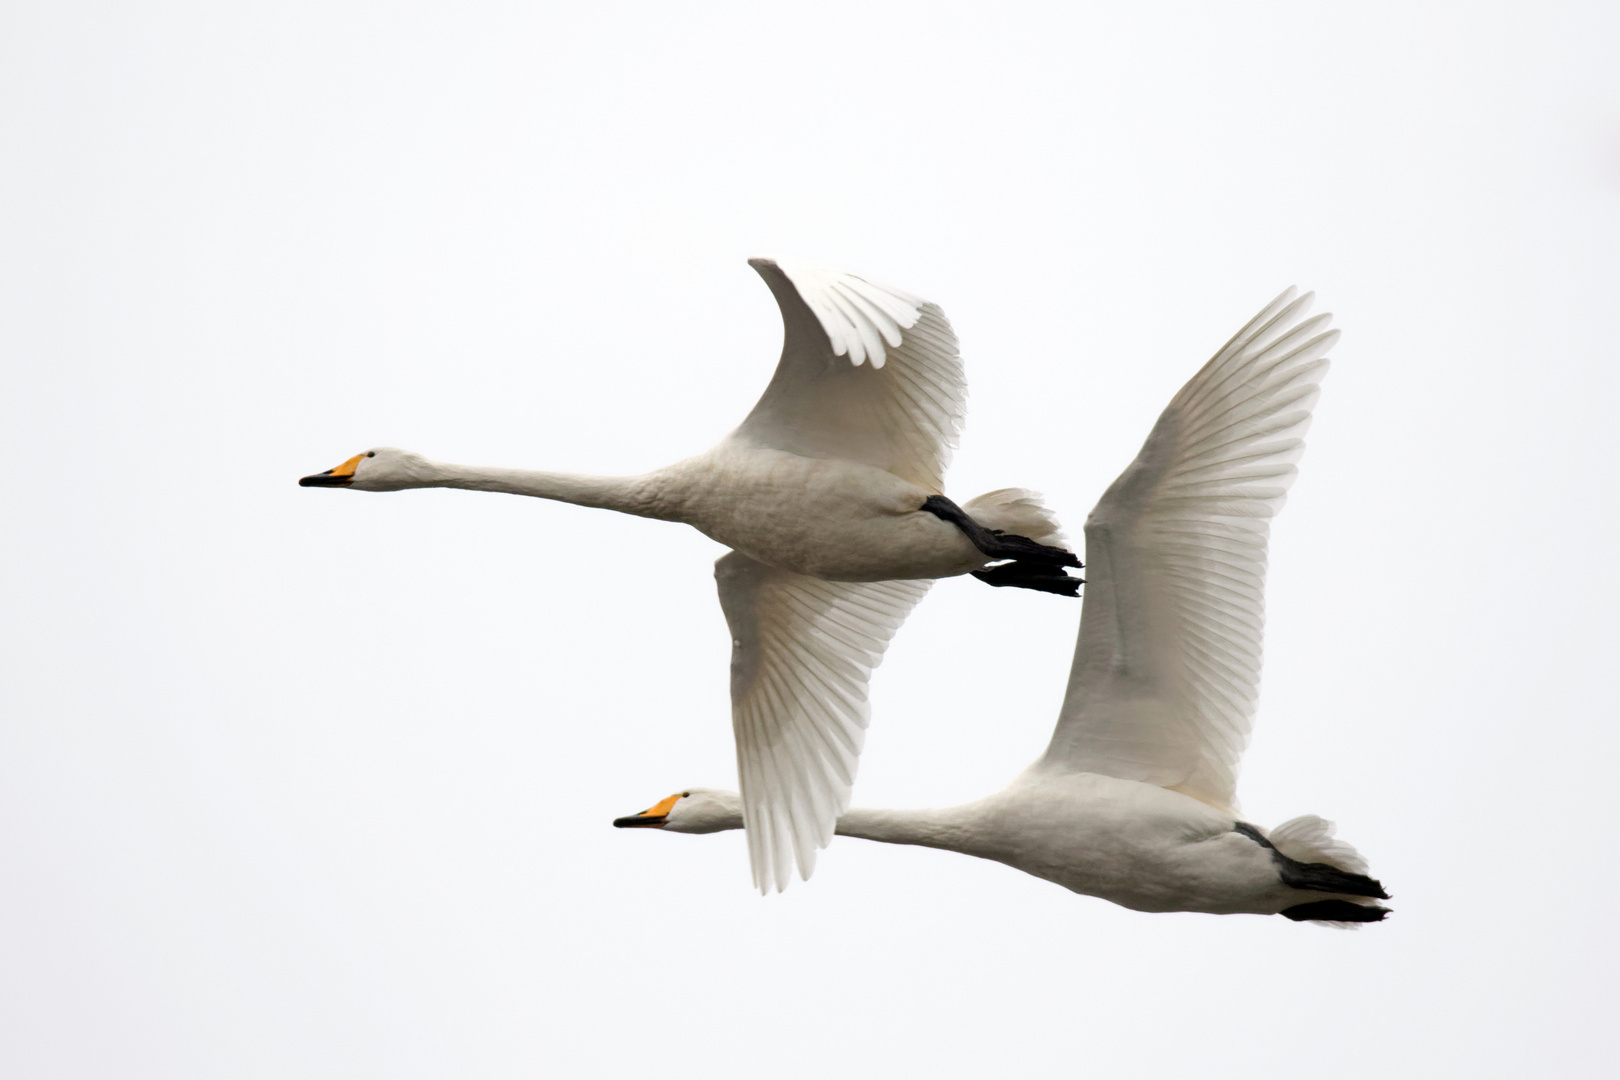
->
[834,806,975,852]
[427,462,669,518]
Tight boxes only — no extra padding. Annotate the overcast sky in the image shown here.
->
[3,2,1617,1076]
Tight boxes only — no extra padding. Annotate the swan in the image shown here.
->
[613,288,1392,923]
[299,257,1079,893]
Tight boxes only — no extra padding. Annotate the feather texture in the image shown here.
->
[715,552,932,892]
[1042,289,1338,812]
[729,257,965,493]
[1269,815,1371,875]
[961,488,1068,549]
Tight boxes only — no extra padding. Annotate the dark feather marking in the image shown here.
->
[1233,822,1391,900]
[919,495,1080,568]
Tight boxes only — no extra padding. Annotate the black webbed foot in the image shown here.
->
[1280,900,1390,923]
[971,562,1083,597]
[919,495,1082,568]
[981,528,1082,568]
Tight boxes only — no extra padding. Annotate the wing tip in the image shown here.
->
[750,254,935,368]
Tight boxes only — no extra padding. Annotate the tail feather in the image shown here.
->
[1236,819,1390,904]
[961,488,1068,550]
[1270,815,1370,875]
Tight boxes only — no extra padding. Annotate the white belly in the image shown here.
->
[655,446,987,581]
[966,773,1295,915]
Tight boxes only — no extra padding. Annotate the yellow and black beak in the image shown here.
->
[612,792,682,829]
[299,453,364,488]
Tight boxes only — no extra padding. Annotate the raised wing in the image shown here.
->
[728,257,965,493]
[1040,290,1338,812]
[715,552,931,892]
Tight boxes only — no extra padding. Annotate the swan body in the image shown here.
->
[672,447,989,582]
[300,257,1077,892]
[619,780,1381,920]
[615,288,1392,924]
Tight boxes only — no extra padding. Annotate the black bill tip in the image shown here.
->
[612,814,666,829]
[299,472,352,488]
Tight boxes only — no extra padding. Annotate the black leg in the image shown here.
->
[919,495,1081,568]
[971,563,1082,596]
[1233,822,1391,900]
[1280,900,1390,923]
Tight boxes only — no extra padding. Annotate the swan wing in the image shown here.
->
[715,551,932,892]
[729,257,965,493]
[1041,290,1338,812]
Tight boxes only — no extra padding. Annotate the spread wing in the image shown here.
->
[727,257,965,493]
[1040,289,1338,812]
[715,552,932,892]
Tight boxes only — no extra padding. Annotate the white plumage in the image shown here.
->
[764,256,922,369]
[717,557,931,892]
[1045,287,1334,811]
[300,257,1079,893]
[617,290,1392,925]
[729,258,964,494]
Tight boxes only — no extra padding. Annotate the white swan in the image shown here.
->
[299,257,1079,893]
[614,289,1392,924]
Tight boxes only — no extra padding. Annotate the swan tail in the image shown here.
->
[1269,814,1371,875]
[1236,819,1392,928]
[924,491,1080,594]
[961,488,1069,551]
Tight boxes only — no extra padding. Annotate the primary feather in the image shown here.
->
[730,258,966,494]
[1042,289,1339,811]
[716,554,932,892]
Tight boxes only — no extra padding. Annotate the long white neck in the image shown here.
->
[424,462,670,518]
[676,795,1000,861]
[834,806,976,852]
[693,802,973,851]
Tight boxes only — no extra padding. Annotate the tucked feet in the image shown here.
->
[920,495,1082,568]
[1281,900,1390,923]
[1233,822,1391,900]
[972,562,1083,596]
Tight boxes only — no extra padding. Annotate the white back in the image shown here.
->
[1040,290,1338,813]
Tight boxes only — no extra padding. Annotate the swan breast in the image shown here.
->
[657,446,983,580]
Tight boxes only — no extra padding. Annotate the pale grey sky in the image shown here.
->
[2,2,1617,1076]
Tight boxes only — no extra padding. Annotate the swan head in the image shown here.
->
[612,788,742,834]
[299,447,435,491]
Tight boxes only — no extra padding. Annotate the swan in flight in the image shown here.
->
[299,257,1079,893]
[614,288,1391,923]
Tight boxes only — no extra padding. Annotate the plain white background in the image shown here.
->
[3,1,1617,1076]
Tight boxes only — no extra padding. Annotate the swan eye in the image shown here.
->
[367,451,376,457]
[681,791,691,797]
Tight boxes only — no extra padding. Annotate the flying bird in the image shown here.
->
[300,257,1079,893]
[614,288,1390,924]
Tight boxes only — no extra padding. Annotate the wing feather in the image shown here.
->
[728,257,966,493]
[1040,289,1338,812]
[716,552,932,892]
